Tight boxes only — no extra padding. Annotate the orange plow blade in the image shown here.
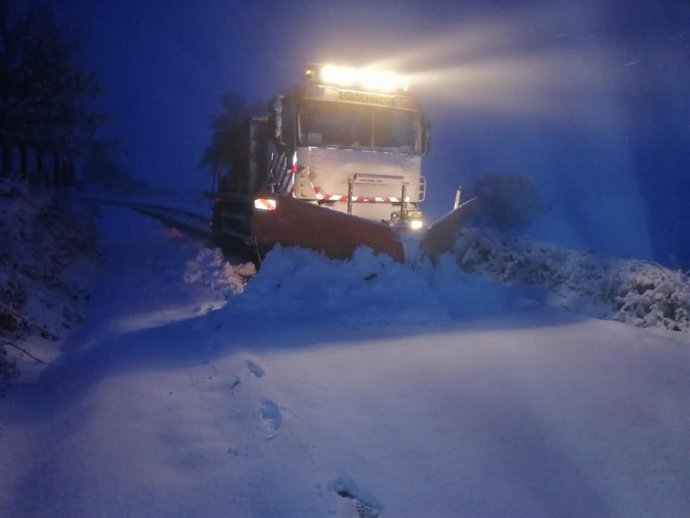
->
[252,193,406,262]
[419,198,477,259]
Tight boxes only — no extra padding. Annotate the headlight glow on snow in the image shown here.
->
[409,219,424,231]
[317,64,409,93]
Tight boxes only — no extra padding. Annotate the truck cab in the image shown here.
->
[210,63,446,261]
[268,63,430,229]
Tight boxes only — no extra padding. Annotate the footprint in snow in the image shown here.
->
[260,399,282,439]
[332,476,384,518]
[228,376,241,390]
[246,360,265,378]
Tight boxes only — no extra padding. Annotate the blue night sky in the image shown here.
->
[43,0,690,265]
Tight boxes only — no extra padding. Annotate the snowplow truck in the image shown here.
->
[208,63,474,263]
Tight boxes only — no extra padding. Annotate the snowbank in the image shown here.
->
[184,229,689,338]
[185,243,520,333]
[456,228,690,334]
[0,180,98,388]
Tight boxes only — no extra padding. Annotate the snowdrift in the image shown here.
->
[185,242,546,338]
[187,228,690,339]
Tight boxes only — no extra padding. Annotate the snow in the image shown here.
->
[184,247,254,299]
[0,181,98,381]
[456,227,690,334]
[80,186,214,220]
[233,245,517,329]
[1,207,689,517]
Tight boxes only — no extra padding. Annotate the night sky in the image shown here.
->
[43,0,690,265]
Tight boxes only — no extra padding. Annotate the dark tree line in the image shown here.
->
[0,3,103,185]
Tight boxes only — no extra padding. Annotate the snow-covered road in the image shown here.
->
[1,208,689,517]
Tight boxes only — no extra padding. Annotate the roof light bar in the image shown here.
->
[305,63,409,93]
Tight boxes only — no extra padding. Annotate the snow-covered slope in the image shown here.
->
[0,181,98,388]
[0,208,689,517]
[457,227,690,334]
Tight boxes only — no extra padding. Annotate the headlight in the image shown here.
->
[409,219,424,231]
[254,198,277,211]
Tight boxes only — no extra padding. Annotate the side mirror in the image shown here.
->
[270,95,285,146]
[422,114,431,155]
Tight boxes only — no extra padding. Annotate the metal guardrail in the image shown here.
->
[87,197,212,243]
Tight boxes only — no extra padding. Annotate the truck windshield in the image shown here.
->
[298,101,422,154]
